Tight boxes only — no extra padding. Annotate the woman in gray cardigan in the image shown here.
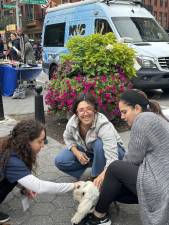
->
[79,90,169,225]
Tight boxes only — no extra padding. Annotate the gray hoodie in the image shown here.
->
[63,112,124,168]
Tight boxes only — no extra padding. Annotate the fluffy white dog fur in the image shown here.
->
[71,181,99,224]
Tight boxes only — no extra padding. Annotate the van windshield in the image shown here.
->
[112,17,169,42]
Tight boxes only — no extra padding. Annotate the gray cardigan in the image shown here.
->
[63,112,124,168]
[124,112,169,225]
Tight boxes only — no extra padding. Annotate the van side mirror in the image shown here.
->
[118,37,133,43]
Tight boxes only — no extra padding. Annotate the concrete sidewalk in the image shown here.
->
[0,117,142,225]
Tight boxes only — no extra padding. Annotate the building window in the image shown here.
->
[154,11,157,20]
[61,0,69,3]
[164,13,168,28]
[25,5,33,20]
[165,0,168,7]
[159,12,163,25]
[44,23,65,47]
[154,0,157,6]
[95,19,112,34]
[160,0,163,7]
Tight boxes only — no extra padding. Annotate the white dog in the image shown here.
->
[71,181,99,224]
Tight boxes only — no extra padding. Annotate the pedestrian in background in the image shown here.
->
[0,34,4,59]
[79,89,169,225]
[0,119,80,224]
[24,36,37,66]
[16,28,25,63]
[55,93,125,189]
[8,33,21,61]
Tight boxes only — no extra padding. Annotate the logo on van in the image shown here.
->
[69,24,86,36]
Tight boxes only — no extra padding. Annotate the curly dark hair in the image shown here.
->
[72,93,98,114]
[0,119,45,172]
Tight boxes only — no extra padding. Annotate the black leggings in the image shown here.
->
[0,179,17,203]
[96,160,139,213]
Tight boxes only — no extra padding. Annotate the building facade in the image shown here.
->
[0,0,169,42]
[143,0,169,30]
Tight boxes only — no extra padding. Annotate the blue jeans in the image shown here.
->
[55,139,125,179]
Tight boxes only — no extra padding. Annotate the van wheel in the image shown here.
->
[49,65,57,80]
[162,88,169,94]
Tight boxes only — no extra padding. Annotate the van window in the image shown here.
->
[112,17,169,42]
[44,23,65,47]
[95,19,112,34]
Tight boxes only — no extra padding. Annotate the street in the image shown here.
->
[3,70,169,116]
[144,89,169,108]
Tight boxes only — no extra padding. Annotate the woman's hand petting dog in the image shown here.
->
[93,170,106,189]
[21,187,37,199]
[74,181,85,189]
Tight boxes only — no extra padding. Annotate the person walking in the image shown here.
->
[0,119,80,224]
[24,36,37,66]
[16,28,26,63]
[78,89,169,225]
[0,34,4,59]
[55,93,125,189]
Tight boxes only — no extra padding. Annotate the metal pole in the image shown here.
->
[0,86,4,121]
[35,85,48,144]
[16,0,20,29]
[35,85,45,124]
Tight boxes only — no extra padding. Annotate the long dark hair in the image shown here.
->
[120,89,169,121]
[72,93,98,114]
[0,119,45,172]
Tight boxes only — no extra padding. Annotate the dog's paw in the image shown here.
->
[71,213,82,224]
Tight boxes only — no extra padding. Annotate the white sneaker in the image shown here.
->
[12,89,26,99]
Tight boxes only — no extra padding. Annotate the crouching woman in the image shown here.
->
[55,93,125,189]
[0,119,77,224]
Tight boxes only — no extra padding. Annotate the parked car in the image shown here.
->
[42,0,169,93]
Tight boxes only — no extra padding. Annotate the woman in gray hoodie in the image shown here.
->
[55,93,125,189]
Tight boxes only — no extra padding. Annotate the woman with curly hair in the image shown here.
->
[0,119,79,224]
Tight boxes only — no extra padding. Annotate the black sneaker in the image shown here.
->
[83,214,111,225]
[0,212,10,224]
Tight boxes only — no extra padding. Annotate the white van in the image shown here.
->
[42,0,169,92]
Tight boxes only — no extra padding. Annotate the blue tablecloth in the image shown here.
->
[0,64,42,96]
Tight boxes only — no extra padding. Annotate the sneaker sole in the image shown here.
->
[0,217,10,224]
[99,220,111,225]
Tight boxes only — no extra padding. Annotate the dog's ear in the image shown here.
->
[84,181,91,187]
